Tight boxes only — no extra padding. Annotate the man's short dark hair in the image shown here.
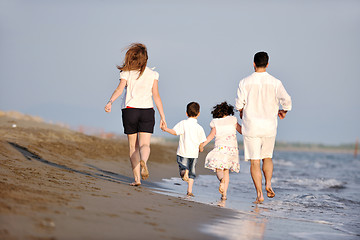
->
[187,102,200,117]
[254,52,269,68]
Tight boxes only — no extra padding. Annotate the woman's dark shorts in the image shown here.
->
[121,108,155,134]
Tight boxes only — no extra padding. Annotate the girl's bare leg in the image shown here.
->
[250,160,264,203]
[222,169,230,200]
[216,169,225,195]
[127,133,141,185]
[138,132,152,179]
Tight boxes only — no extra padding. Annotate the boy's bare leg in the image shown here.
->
[127,133,141,185]
[187,179,194,196]
[263,158,275,198]
[139,132,151,180]
[250,160,264,203]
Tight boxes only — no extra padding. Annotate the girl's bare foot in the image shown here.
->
[140,160,149,180]
[182,169,189,182]
[130,182,141,186]
[219,178,225,194]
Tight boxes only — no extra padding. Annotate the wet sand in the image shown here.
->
[0,113,234,240]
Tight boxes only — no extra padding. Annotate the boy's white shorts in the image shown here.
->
[243,136,276,161]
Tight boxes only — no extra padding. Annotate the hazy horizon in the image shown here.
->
[1,0,359,145]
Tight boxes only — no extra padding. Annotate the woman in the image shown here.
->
[105,43,166,186]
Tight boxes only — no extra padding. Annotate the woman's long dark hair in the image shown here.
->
[211,101,234,118]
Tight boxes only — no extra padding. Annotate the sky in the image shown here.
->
[1,0,359,145]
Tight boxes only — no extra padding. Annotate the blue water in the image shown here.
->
[153,151,360,239]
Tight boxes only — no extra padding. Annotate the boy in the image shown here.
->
[161,102,206,197]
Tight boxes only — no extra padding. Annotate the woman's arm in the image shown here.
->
[104,79,127,113]
[152,80,167,128]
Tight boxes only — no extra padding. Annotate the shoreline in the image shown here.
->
[1,114,356,239]
[0,115,235,240]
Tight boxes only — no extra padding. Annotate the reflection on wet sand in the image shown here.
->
[204,203,268,240]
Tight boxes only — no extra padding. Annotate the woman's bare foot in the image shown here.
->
[130,182,141,186]
[140,160,149,180]
[266,187,275,198]
[219,178,225,194]
[182,170,189,182]
[186,192,194,197]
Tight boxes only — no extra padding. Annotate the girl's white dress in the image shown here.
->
[204,116,240,172]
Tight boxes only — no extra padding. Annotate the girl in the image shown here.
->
[105,43,166,186]
[200,102,241,200]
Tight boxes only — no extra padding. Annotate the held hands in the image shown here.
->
[278,110,287,119]
[199,143,204,152]
[160,119,167,131]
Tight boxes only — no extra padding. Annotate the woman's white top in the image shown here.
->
[119,67,159,109]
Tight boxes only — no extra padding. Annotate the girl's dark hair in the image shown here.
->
[211,101,234,118]
[117,43,148,79]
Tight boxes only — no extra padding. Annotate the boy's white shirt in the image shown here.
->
[173,118,207,158]
[235,72,292,137]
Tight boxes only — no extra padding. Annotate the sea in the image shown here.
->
[153,151,360,240]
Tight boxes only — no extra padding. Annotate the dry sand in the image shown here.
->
[0,113,234,240]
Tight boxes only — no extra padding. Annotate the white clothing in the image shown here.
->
[235,72,292,137]
[204,116,240,172]
[173,118,207,158]
[119,67,159,109]
[243,136,276,160]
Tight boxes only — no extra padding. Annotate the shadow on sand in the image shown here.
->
[9,142,163,189]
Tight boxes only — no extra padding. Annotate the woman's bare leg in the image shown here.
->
[138,132,152,179]
[127,133,141,185]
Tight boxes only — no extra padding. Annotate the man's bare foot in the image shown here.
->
[187,192,194,197]
[266,187,275,198]
[253,197,264,204]
[219,178,225,194]
[130,182,141,186]
[182,169,189,182]
[140,160,149,180]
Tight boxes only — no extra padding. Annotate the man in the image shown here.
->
[235,52,292,203]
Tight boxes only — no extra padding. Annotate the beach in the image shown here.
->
[1,112,359,240]
[0,112,238,240]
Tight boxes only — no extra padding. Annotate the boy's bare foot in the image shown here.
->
[219,178,225,194]
[187,192,194,197]
[266,187,275,198]
[130,182,141,186]
[182,169,189,182]
[140,160,149,180]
